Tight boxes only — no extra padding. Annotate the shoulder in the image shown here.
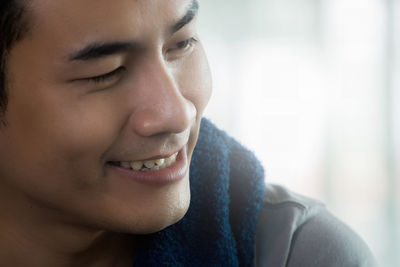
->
[255,184,378,267]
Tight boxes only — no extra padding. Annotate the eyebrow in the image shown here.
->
[69,0,199,61]
[171,0,199,34]
[69,42,139,61]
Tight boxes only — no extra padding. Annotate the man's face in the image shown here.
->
[0,0,211,233]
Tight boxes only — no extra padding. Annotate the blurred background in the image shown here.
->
[197,0,399,266]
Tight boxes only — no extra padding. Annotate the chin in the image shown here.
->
[126,193,191,235]
[143,203,189,234]
[135,178,191,234]
[100,182,191,235]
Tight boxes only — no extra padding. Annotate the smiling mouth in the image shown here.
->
[108,152,179,171]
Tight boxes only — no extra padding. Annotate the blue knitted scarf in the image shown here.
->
[133,118,266,266]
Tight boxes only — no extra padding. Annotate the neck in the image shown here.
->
[0,186,135,267]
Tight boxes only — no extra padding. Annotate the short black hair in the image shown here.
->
[0,0,30,122]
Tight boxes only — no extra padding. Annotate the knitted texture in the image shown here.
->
[133,118,266,266]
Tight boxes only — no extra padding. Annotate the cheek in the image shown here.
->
[43,103,127,183]
[6,55,119,165]
[177,45,212,118]
[0,94,126,202]
[4,82,122,180]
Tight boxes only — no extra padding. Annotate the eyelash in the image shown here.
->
[83,38,198,84]
[85,66,126,83]
[168,37,198,52]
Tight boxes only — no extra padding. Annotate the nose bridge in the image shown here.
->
[129,56,195,136]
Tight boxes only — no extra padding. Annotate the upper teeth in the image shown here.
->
[118,152,178,171]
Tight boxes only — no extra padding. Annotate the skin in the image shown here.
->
[0,0,212,266]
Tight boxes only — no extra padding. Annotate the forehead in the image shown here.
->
[30,0,192,18]
[16,0,195,64]
[27,0,193,40]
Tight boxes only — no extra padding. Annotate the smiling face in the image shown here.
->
[0,0,211,234]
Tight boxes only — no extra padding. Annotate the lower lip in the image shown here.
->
[107,147,188,186]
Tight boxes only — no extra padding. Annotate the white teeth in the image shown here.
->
[118,152,178,171]
[155,158,165,166]
[144,160,155,168]
[131,161,143,170]
[165,158,173,165]
[165,153,176,166]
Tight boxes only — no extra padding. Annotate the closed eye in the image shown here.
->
[84,66,126,83]
[167,37,198,54]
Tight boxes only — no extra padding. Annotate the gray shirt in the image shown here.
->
[255,184,378,266]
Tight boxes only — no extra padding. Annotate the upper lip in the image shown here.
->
[108,147,183,163]
[106,129,190,163]
[133,150,180,162]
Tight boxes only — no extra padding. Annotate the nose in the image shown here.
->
[128,57,196,137]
